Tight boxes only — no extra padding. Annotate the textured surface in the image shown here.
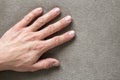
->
[0,0,120,80]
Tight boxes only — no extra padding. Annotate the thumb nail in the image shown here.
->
[52,61,60,67]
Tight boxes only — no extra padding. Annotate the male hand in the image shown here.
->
[0,7,75,72]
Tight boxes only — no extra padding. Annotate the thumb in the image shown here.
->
[30,58,60,72]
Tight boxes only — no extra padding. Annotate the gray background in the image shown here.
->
[0,0,120,80]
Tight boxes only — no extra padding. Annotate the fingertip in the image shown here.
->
[54,7,60,11]
[36,7,43,12]
[51,59,60,67]
[53,7,61,14]
[65,15,72,23]
[68,30,76,38]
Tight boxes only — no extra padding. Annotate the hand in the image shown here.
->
[0,7,75,72]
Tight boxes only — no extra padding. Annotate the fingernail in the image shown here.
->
[54,7,60,13]
[52,61,60,67]
[37,7,42,11]
[69,30,75,37]
[65,15,72,23]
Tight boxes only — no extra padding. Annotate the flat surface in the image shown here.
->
[0,0,120,80]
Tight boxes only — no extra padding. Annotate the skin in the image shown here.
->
[0,7,75,72]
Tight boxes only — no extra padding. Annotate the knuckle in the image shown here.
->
[24,11,36,22]
[47,24,56,32]
[24,14,33,22]
[37,17,45,24]
[34,42,46,50]
[54,37,60,42]
[53,37,61,44]
[28,35,38,41]
[43,63,51,69]
[22,32,37,41]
